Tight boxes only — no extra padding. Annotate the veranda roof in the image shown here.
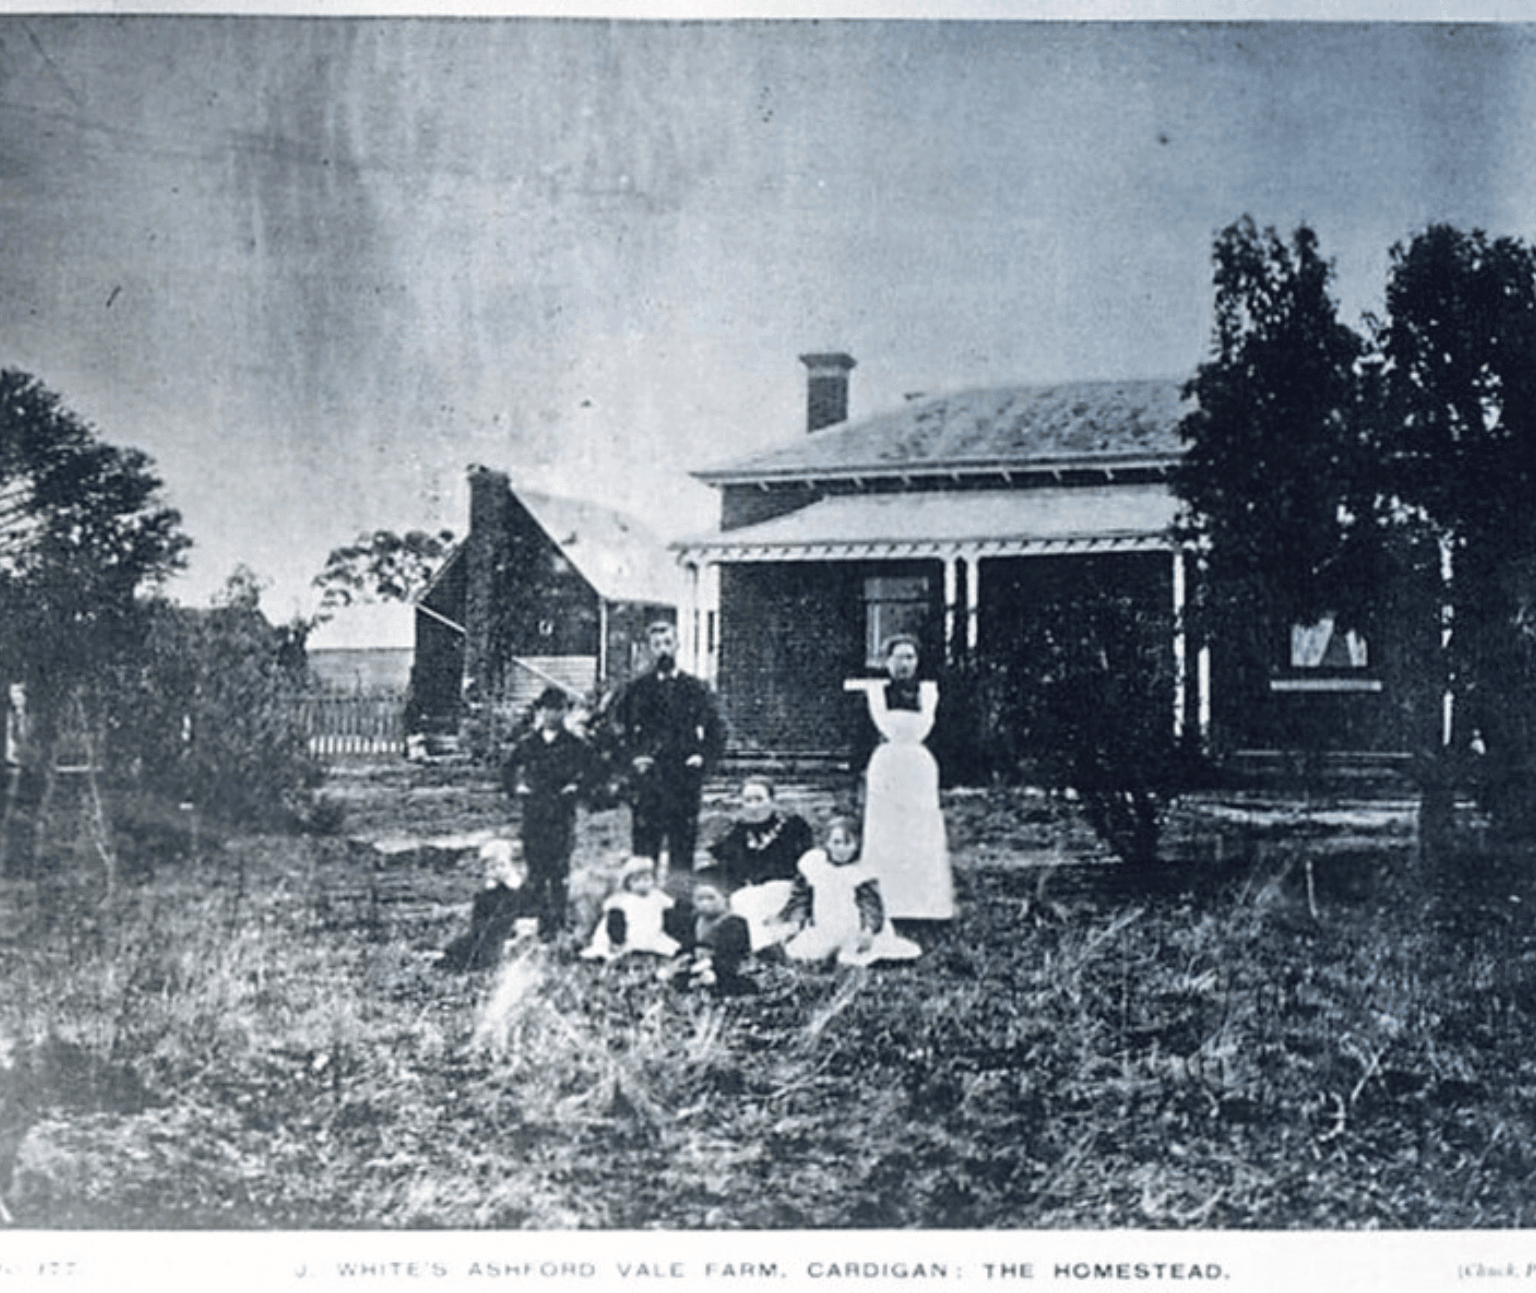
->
[674,484,1180,563]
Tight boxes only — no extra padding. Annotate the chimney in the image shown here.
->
[799,352,856,432]
[462,466,510,738]
[467,465,510,536]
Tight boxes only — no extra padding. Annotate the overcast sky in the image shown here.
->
[3,17,1535,617]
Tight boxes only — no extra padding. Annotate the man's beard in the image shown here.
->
[654,653,676,673]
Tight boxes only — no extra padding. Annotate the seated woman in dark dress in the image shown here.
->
[706,776,814,950]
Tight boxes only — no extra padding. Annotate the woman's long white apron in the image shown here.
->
[855,680,954,921]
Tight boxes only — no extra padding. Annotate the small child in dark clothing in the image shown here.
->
[502,686,596,940]
[439,840,539,972]
[676,872,756,996]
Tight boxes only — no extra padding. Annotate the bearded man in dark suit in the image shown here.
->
[608,621,727,879]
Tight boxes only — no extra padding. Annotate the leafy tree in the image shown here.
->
[1171,217,1435,818]
[1376,226,1536,837]
[0,371,189,873]
[1177,219,1536,847]
[312,528,454,610]
[1174,219,1381,651]
[0,370,189,710]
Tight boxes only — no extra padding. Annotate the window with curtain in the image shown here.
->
[863,575,930,668]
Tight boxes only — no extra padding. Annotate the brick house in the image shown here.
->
[410,468,681,743]
[674,355,1438,775]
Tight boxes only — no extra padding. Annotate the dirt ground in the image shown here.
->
[8,757,1531,1230]
[318,758,1421,937]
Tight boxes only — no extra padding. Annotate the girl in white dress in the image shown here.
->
[581,856,681,960]
[845,635,955,922]
[784,818,922,966]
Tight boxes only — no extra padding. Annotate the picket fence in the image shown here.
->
[294,692,406,759]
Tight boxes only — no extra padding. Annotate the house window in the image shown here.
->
[1271,614,1383,692]
[1290,615,1367,669]
[864,575,930,668]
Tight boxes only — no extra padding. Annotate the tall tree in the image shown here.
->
[1377,226,1536,835]
[0,370,190,872]
[0,371,189,730]
[1174,218,1379,643]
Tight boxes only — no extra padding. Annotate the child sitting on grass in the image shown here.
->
[675,871,756,996]
[783,816,922,967]
[581,856,681,961]
[439,839,540,972]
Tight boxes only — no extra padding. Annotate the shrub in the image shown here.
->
[941,581,1206,865]
[105,580,323,833]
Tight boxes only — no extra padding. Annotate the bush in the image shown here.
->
[106,584,323,833]
[300,794,349,837]
[940,581,1207,865]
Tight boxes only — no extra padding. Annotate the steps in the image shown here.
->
[709,751,855,805]
[1220,749,1418,797]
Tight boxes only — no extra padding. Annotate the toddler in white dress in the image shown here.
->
[582,856,681,960]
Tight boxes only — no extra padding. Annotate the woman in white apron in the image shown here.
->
[845,635,954,922]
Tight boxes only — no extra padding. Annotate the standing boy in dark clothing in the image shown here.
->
[608,621,727,880]
[502,687,594,940]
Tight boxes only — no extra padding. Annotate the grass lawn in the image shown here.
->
[1,762,1533,1229]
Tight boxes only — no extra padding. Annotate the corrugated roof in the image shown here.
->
[675,484,1179,561]
[694,378,1188,483]
[518,489,683,607]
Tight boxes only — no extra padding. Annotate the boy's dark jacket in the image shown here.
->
[502,726,596,853]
